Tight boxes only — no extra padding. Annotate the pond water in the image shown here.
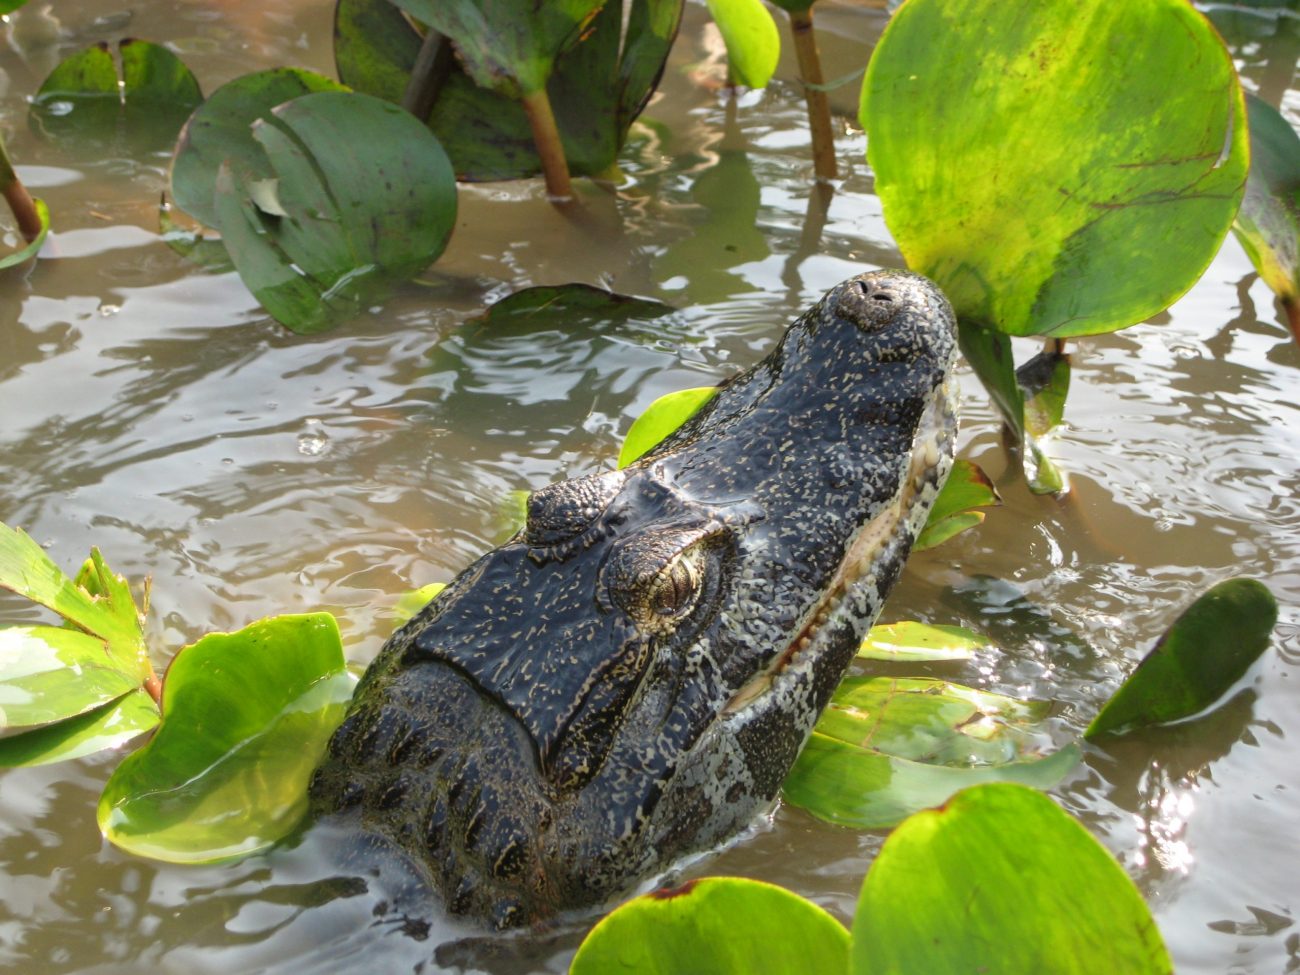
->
[1,2,1298,973]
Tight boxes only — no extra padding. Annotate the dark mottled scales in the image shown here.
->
[310,270,959,927]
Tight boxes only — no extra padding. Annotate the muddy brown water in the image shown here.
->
[1,2,1298,973]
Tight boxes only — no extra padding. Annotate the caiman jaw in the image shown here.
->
[722,375,958,717]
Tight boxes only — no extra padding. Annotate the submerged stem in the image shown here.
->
[0,135,43,243]
[401,27,454,121]
[788,8,838,183]
[1285,297,1300,347]
[521,87,573,203]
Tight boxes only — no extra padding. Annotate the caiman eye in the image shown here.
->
[644,546,704,623]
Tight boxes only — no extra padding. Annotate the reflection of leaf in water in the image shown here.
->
[655,152,770,305]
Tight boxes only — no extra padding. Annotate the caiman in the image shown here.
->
[309,269,959,928]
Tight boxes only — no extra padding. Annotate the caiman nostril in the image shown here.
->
[872,292,893,302]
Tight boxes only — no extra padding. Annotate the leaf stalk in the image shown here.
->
[788,8,838,182]
[0,134,44,243]
[521,87,573,202]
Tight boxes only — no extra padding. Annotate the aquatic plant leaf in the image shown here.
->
[336,0,683,180]
[392,583,446,629]
[98,613,353,864]
[210,90,457,334]
[0,626,140,732]
[30,39,201,147]
[618,386,718,468]
[957,321,1065,494]
[857,621,990,663]
[912,458,999,551]
[0,526,147,679]
[0,1,33,13]
[1086,578,1278,740]
[170,67,346,229]
[784,736,1080,830]
[0,690,159,768]
[393,0,606,97]
[704,0,781,89]
[862,0,1248,338]
[1233,94,1300,342]
[816,677,1050,767]
[478,283,674,327]
[851,783,1171,974]
[571,877,849,974]
[0,197,50,270]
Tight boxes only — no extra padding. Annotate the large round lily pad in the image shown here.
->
[861,0,1248,337]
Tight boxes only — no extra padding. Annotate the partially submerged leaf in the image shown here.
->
[913,458,999,551]
[571,877,849,975]
[170,67,346,229]
[857,621,990,663]
[851,783,1171,974]
[210,90,458,333]
[619,386,718,468]
[704,0,781,89]
[783,735,1080,830]
[1233,94,1300,342]
[30,39,202,147]
[862,0,1248,338]
[0,690,159,768]
[98,613,353,864]
[477,284,673,328]
[783,675,1076,829]
[1086,578,1278,740]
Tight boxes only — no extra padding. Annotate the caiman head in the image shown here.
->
[309,269,959,928]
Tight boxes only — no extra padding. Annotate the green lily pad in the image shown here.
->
[857,621,991,663]
[0,526,147,681]
[851,783,1171,974]
[784,735,1080,830]
[618,386,718,468]
[0,626,139,732]
[30,39,202,147]
[913,458,1000,551]
[170,67,346,229]
[392,582,446,629]
[0,197,50,270]
[1086,578,1278,740]
[477,283,674,328]
[704,0,780,89]
[1233,94,1300,340]
[210,90,457,333]
[97,613,353,864]
[336,0,683,181]
[862,0,1248,338]
[0,690,160,768]
[571,877,849,974]
[784,675,1075,829]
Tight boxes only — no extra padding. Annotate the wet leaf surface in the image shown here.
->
[0,197,50,270]
[862,0,1247,338]
[857,621,990,663]
[851,783,1171,974]
[1086,578,1278,739]
[0,626,139,732]
[98,613,353,864]
[571,877,849,974]
[392,582,446,629]
[0,690,159,768]
[913,458,999,551]
[784,673,1076,829]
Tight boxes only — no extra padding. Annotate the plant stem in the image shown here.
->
[788,7,838,182]
[521,87,573,202]
[0,135,43,243]
[401,27,454,121]
[1285,297,1300,347]
[143,671,163,707]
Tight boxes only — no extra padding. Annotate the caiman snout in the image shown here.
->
[310,269,960,927]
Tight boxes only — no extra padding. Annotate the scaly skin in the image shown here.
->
[309,270,959,928]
